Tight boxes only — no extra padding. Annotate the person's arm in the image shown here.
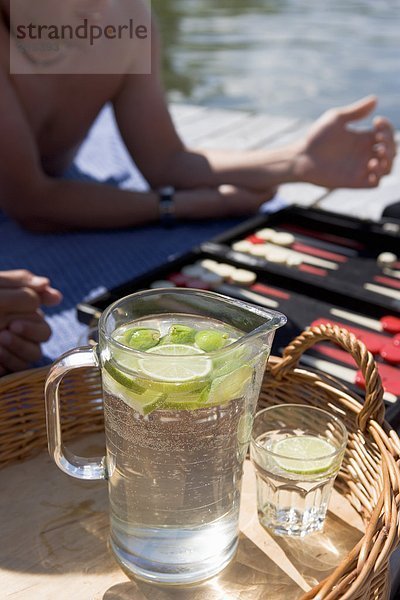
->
[114,15,396,194]
[182,98,396,190]
[0,65,271,230]
[0,67,162,230]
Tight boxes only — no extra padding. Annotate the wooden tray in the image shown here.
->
[0,433,365,600]
[1,325,399,599]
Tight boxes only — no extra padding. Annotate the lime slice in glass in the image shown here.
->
[138,344,212,383]
[273,435,337,475]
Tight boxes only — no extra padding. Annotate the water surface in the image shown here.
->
[153,0,400,127]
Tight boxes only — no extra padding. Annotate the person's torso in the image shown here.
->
[0,0,144,175]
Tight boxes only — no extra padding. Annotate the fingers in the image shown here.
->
[365,116,397,183]
[0,332,41,373]
[336,95,377,123]
[0,269,49,289]
[0,330,43,363]
[0,287,41,313]
[366,157,380,187]
[0,311,51,374]
[0,269,62,307]
[9,317,52,343]
[0,272,56,375]
[0,346,32,373]
[38,286,63,307]
[0,310,43,330]
[374,115,394,135]
[373,116,397,173]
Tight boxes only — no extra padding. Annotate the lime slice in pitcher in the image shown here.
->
[139,344,212,385]
[273,435,336,475]
[105,362,145,394]
[205,364,253,405]
[103,370,165,415]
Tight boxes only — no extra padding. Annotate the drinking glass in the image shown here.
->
[250,404,347,537]
[45,288,286,584]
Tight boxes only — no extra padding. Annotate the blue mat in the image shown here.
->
[0,105,286,363]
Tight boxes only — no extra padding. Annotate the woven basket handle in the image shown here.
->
[270,323,385,431]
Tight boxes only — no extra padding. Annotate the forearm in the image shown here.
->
[8,178,161,232]
[162,142,304,191]
[6,176,244,232]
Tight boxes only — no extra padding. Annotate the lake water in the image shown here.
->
[153,0,400,128]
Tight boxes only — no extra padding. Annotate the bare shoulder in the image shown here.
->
[117,0,152,20]
[109,0,154,79]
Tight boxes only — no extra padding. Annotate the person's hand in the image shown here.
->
[0,269,62,307]
[295,96,396,189]
[0,270,63,375]
[175,185,276,219]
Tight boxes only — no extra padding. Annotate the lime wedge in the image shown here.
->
[162,392,206,410]
[103,371,165,415]
[237,412,254,444]
[212,345,251,378]
[273,435,337,475]
[104,362,145,394]
[205,364,253,405]
[138,344,212,383]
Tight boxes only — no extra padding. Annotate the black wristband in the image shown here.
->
[158,186,176,227]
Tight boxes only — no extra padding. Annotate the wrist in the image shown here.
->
[175,188,221,220]
[251,143,306,187]
[157,186,176,227]
[279,140,308,184]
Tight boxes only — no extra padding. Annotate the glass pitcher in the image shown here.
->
[45,289,286,585]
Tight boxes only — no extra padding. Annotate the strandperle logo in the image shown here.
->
[15,17,149,47]
[9,0,152,75]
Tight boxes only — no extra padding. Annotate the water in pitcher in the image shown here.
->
[102,314,265,583]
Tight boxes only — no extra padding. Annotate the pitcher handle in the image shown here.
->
[45,346,106,480]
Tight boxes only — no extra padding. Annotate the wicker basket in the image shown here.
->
[1,323,399,599]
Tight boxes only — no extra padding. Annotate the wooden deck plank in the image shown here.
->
[277,183,328,207]
[198,114,301,150]
[168,103,208,124]
[171,106,251,145]
[171,104,302,150]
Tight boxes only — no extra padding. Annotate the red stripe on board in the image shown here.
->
[311,318,387,354]
[293,242,347,263]
[251,283,290,300]
[374,276,400,290]
[314,344,400,393]
[281,223,364,250]
[299,264,327,277]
